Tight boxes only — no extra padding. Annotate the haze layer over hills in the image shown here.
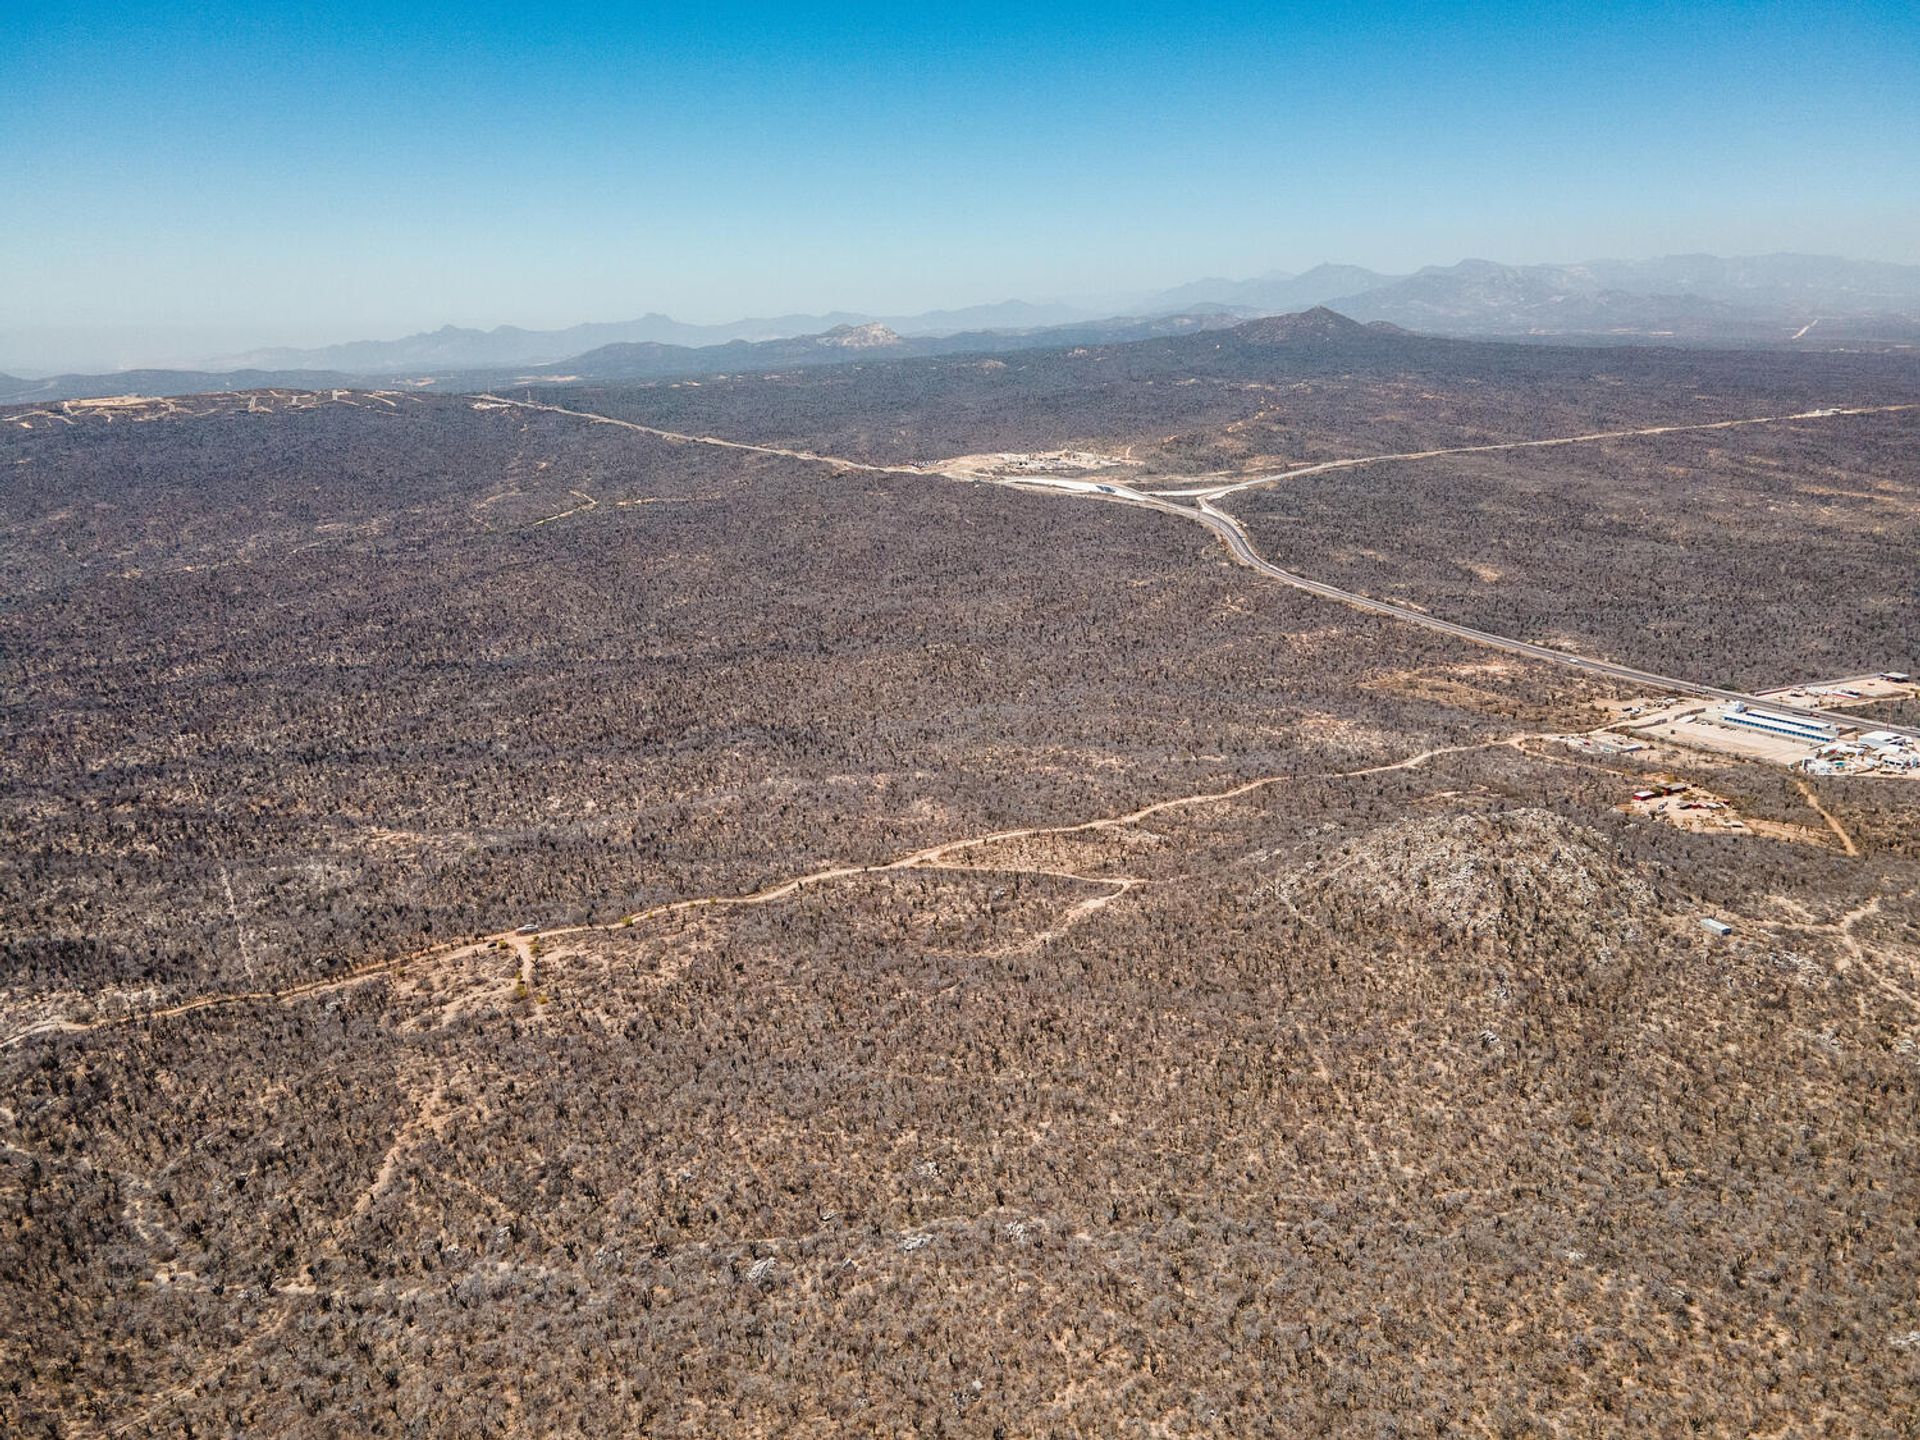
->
[7,252,1918,404]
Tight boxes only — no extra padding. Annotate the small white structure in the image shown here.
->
[1700,917,1733,938]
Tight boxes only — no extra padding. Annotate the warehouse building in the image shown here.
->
[1717,703,1841,744]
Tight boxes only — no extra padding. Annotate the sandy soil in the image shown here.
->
[1759,673,1917,710]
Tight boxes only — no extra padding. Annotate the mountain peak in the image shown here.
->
[1232,307,1375,343]
[817,323,903,349]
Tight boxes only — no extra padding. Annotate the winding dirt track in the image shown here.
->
[1796,778,1861,857]
[0,736,1531,1052]
[10,392,1908,1056]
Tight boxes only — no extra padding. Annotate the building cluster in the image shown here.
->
[1702,702,1918,776]
[1801,729,1920,776]
[1630,780,1690,801]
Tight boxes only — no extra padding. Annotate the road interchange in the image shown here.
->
[481,392,1920,743]
[994,475,1920,741]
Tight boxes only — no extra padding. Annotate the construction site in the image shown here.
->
[1614,673,1920,777]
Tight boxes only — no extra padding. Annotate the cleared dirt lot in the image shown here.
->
[1760,673,1918,709]
[1620,782,1836,847]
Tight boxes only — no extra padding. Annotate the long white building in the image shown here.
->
[1718,703,1841,743]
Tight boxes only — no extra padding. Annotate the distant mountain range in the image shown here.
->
[202,299,1097,377]
[4,254,1917,405]
[1138,263,1397,316]
[0,309,1421,407]
[1147,254,1920,341]
[0,312,1249,405]
[542,311,1264,384]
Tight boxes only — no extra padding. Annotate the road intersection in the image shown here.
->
[481,390,1920,741]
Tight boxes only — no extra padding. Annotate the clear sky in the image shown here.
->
[4,0,1917,369]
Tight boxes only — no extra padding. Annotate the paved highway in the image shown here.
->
[1002,476,1920,743]
[479,392,1920,744]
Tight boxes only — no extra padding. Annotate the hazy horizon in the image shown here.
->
[11,245,1920,376]
[6,1,1918,372]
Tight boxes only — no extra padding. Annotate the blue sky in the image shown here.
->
[3,0,1917,367]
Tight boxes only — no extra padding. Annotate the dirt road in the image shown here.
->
[1150,403,1917,499]
[0,732,1544,1052]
